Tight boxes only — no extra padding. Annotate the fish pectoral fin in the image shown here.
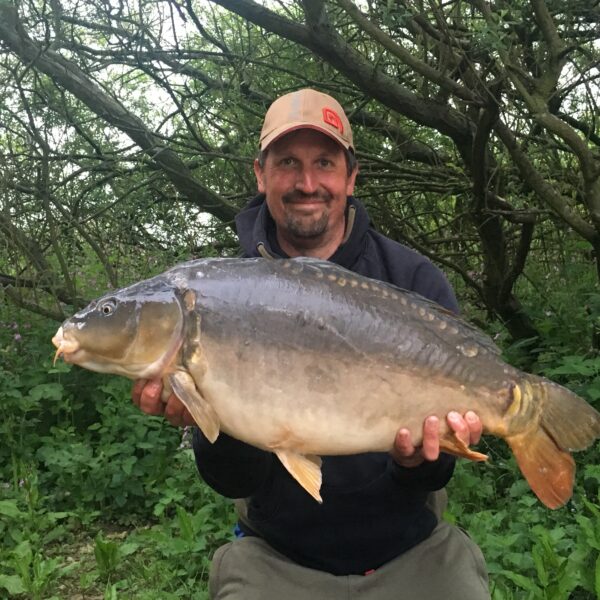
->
[275,450,323,503]
[168,371,220,443]
[439,433,488,462]
[507,428,574,510]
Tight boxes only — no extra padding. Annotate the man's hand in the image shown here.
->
[131,378,195,427]
[391,411,483,468]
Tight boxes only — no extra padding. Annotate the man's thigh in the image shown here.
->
[209,523,489,600]
[351,521,489,600]
[208,536,344,600]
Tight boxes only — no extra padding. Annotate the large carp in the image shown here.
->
[52,257,600,508]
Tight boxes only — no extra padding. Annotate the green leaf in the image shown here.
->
[0,500,22,518]
[28,383,65,402]
[119,541,140,557]
[0,574,26,595]
[104,582,118,600]
[12,540,32,560]
[176,506,194,542]
[498,569,543,594]
[94,535,119,577]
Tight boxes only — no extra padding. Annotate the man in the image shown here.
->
[133,89,490,599]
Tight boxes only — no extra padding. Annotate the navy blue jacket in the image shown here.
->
[193,194,459,575]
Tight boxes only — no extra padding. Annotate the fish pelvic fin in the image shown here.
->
[168,371,220,443]
[275,450,323,503]
[506,429,574,509]
[439,433,487,462]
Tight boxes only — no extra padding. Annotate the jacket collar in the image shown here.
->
[235,193,371,269]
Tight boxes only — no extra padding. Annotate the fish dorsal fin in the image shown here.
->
[168,371,220,443]
[275,450,323,503]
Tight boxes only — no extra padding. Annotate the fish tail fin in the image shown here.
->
[507,378,600,509]
[538,379,600,452]
[506,430,574,509]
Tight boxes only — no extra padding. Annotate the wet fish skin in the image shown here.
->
[52,257,600,509]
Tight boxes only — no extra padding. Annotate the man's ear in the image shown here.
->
[254,159,266,193]
[346,164,359,196]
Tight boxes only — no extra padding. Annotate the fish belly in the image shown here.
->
[196,335,497,456]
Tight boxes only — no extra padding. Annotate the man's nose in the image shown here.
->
[295,167,318,194]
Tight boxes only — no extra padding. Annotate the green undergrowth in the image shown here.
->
[445,295,600,599]
[0,315,235,598]
[1,298,599,598]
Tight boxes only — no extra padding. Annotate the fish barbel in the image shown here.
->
[52,257,600,508]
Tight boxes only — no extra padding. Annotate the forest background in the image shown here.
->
[1,0,599,597]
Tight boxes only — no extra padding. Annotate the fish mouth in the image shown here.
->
[52,327,81,365]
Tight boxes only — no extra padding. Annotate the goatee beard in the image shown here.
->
[282,191,331,239]
[284,212,329,239]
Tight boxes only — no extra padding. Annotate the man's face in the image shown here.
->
[254,129,357,244]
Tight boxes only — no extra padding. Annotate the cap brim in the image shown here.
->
[260,123,353,152]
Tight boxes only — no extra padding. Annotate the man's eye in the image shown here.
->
[280,157,296,166]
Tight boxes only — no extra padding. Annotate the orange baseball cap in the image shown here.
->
[260,89,354,152]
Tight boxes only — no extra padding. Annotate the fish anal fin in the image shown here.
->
[440,433,488,462]
[168,371,220,443]
[275,450,323,503]
[507,428,574,509]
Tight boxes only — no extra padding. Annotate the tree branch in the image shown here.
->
[495,121,599,243]
[210,0,474,144]
[0,1,237,223]
[336,0,480,104]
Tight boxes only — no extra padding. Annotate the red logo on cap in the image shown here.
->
[322,108,344,134]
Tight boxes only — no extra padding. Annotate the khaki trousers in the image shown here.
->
[209,521,490,599]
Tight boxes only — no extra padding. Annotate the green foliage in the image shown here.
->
[0,540,74,600]
[0,308,234,597]
[447,459,600,599]
[94,533,140,583]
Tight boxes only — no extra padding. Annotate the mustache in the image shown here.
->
[282,190,332,204]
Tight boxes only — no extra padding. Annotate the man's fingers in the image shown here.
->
[132,378,194,427]
[180,410,196,427]
[131,378,147,405]
[465,410,483,445]
[446,411,470,445]
[138,378,164,415]
[394,428,415,457]
[421,416,440,461]
[392,411,483,468]
[164,395,185,425]
[447,410,482,446]
[391,428,426,468]
[164,396,196,427]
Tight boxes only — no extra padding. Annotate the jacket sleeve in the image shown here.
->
[388,452,455,491]
[192,428,274,498]
[410,260,460,314]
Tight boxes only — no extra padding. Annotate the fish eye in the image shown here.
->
[99,299,117,315]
